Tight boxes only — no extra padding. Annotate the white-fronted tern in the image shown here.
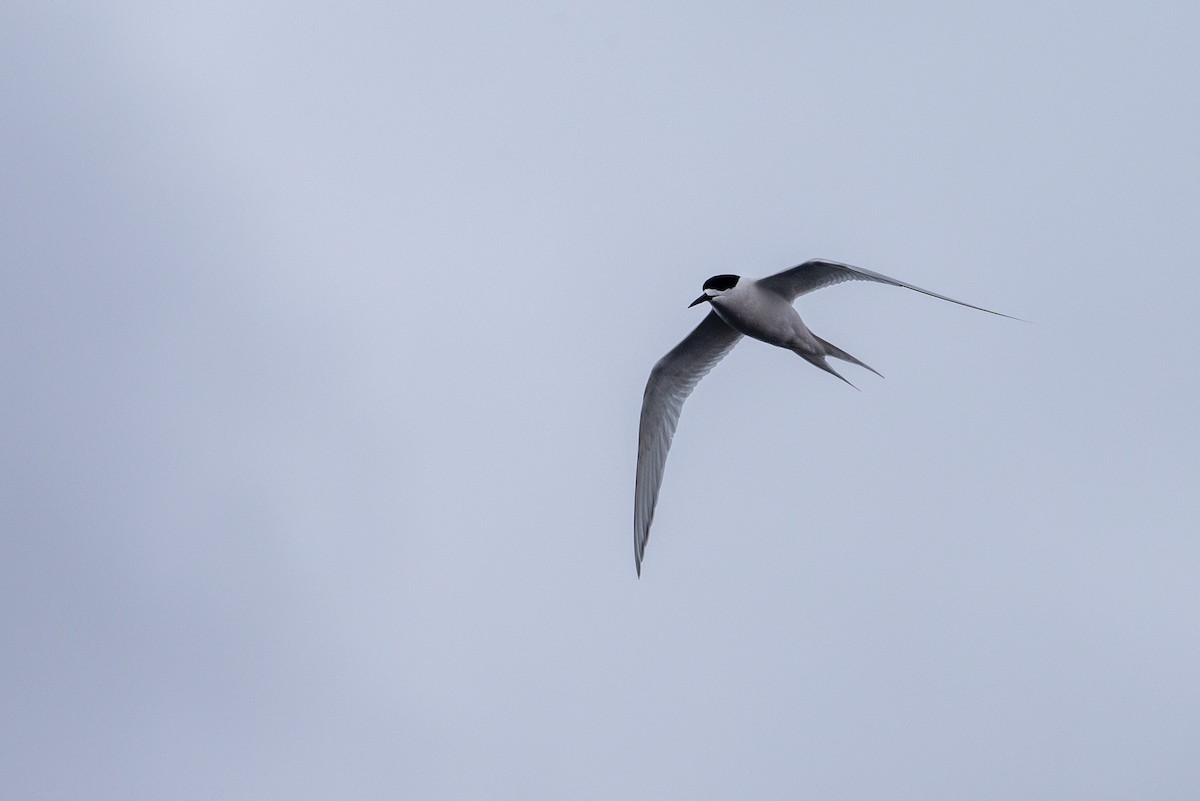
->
[634,259,1013,576]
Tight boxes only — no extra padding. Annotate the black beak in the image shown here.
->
[688,294,710,308]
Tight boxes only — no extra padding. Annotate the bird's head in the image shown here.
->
[689,274,741,307]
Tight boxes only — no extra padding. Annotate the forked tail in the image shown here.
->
[814,335,883,379]
[793,336,884,388]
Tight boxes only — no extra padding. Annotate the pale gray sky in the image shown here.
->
[3,2,1199,799]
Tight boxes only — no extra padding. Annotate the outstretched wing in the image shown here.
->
[635,310,743,576]
[756,258,1015,318]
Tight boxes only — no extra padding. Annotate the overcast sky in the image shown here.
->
[3,2,1199,799]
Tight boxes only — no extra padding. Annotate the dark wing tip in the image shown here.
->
[973,306,1027,322]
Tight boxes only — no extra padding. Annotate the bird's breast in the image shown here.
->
[712,293,810,349]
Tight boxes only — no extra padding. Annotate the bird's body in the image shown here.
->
[709,279,819,350]
[703,273,881,387]
[633,259,1013,576]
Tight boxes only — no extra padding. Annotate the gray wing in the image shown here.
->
[635,310,743,576]
[756,258,1015,318]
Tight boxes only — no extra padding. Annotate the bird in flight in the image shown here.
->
[633,259,1014,576]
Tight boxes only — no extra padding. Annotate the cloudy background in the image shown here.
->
[3,1,1199,798]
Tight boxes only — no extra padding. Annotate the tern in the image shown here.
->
[634,259,1013,576]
